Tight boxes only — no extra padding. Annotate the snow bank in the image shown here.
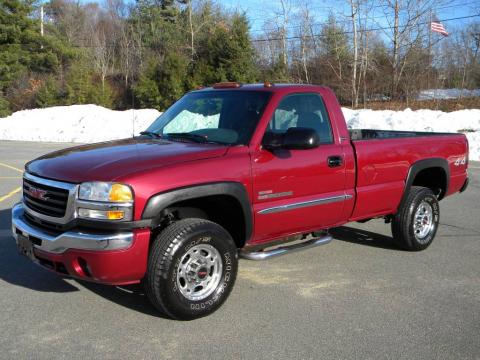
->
[418,88,480,100]
[0,105,160,143]
[0,104,479,160]
[343,107,480,161]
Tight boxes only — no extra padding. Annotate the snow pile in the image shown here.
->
[343,107,480,161]
[418,88,480,100]
[0,105,161,143]
[0,104,479,160]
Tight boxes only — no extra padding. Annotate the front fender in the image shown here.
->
[141,182,253,243]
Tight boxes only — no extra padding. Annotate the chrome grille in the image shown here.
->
[23,177,69,217]
[22,173,77,226]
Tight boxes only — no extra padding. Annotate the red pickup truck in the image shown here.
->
[12,83,469,319]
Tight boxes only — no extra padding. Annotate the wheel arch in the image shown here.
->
[142,182,253,248]
[404,158,450,201]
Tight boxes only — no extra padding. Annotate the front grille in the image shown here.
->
[24,212,64,235]
[23,178,69,218]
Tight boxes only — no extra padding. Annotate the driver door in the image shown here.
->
[251,92,347,243]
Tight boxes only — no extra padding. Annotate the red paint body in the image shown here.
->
[34,229,151,285]
[26,85,469,284]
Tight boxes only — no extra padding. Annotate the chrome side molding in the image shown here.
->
[239,234,332,260]
[258,194,352,215]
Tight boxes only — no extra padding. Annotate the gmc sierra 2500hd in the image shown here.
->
[12,83,469,320]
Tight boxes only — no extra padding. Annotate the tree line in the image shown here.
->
[0,0,479,117]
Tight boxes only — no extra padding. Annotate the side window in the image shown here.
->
[265,93,334,144]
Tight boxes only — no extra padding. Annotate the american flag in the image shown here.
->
[431,18,449,36]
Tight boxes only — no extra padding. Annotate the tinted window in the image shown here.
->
[147,90,272,145]
[265,93,333,144]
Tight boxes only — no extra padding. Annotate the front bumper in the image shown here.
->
[12,203,133,253]
[11,203,151,285]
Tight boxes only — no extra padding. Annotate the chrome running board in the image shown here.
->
[239,235,332,260]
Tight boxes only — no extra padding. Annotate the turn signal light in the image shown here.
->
[109,184,133,202]
[106,211,125,220]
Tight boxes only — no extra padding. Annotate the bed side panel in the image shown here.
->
[349,134,468,221]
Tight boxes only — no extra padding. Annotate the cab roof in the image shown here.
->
[193,83,331,94]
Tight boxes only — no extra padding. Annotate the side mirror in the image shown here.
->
[262,132,283,150]
[262,127,320,151]
[282,127,320,150]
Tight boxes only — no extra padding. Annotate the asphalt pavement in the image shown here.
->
[0,140,479,359]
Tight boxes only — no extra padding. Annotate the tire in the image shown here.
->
[144,218,238,320]
[391,186,440,251]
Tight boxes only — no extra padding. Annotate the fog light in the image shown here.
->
[78,208,125,220]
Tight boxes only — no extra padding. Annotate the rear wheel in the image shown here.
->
[391,186,440,251]
[144,218,238,320]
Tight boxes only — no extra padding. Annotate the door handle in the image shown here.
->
[327,155,343,167]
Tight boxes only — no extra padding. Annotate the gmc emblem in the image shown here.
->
[25,185,49,201]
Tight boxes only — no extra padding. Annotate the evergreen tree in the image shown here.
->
[191,12,258,85]
[0,0,73,113]
[65,60,113,107]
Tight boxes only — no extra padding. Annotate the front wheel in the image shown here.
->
[144,218,238,320]
[391,186,440,251]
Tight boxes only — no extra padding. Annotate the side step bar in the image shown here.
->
[239,235,332,260]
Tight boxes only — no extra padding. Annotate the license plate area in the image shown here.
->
[17,233,36,261]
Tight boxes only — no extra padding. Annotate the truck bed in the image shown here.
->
[346,130,468,222]
[349,129,455,141]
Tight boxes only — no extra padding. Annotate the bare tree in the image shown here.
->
[90,14,116,94]
[46,0,88,45]
[349,0,359,107]
[380,0,440,98]
[276,0,292,67]
[119,23,137,87]
[297,2,315,83]
[188,0,195,59]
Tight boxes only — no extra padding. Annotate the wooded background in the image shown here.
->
[0,0,479,117]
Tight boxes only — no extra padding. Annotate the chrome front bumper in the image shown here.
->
[11,203,133,254]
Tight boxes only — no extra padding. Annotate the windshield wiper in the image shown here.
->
[165,132,210,143]
[139,131,162,138]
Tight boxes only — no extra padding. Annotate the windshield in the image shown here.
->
[145,90,272,145]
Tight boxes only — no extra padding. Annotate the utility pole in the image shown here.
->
[40,5,44,37]
[40,5,44,49]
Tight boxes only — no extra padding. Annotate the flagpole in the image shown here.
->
[428,9,432,91]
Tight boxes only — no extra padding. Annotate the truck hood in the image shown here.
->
[26,138,229,183]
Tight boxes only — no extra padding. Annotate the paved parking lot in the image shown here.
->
[0,140,479,359]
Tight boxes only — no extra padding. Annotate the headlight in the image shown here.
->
[79,182,133,202]
[77,182,133,221]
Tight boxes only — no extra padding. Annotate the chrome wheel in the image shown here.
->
[176,244,223,301]
[413,201,435,243]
